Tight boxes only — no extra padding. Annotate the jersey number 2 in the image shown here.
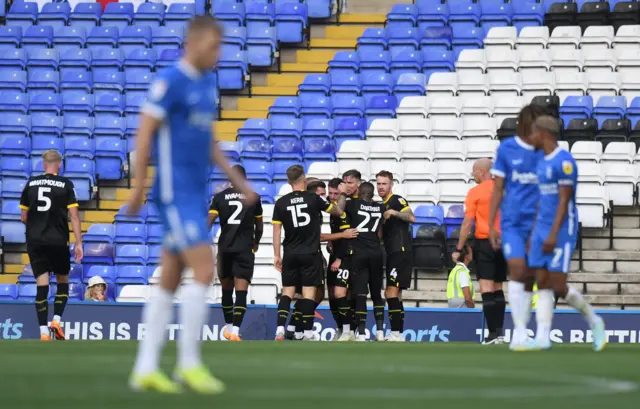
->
[228,200,243,225]
[286,204,310,227]
[37,187,52,212]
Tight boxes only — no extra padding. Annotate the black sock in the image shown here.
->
[350,297,357,328]
[493,290,506,336]
[36,285,49,327]
[372,298,385,334]
[329,298,342,328]
[53,283,69,319]
[299,298,316,331]
[387,297,402,332]
[233,290,247,329]
[277,295,291,328]
[355,295,367,335]
[335,296,349,329]
[400,301,405,331]
[481,292,498,336]
[222,289,234,325]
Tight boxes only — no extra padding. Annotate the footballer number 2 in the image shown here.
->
[228,200,243,225]
[551,248,563,267]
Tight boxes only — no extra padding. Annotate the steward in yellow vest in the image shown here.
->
[447,246,475,308]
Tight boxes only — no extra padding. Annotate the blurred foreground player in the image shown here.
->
[209,165,263,342]
[128,16,256,394]
[20,150,84,341]
[526,116,605,351]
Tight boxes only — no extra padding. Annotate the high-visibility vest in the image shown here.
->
[447,263,475,307]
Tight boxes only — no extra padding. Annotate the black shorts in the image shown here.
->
[474,239,507,282]
[386,251,413,290]
[27,244,70,278]
[326,255,352,289]
[217,251,255,282]
[282,252,324,288]
[351,253,383,296]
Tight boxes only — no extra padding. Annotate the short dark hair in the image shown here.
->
[188,15,224,37]
[306,180,326,193]
[232,164,246,180]
[459,244,472,258]
[516,104,546,138]
[328,178,343,189]
[342,169,361,181]
[358,182,374,200]
[375,170,393,182]
[286,164,305,183]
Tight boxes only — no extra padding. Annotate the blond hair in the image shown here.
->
[42,150,62,164]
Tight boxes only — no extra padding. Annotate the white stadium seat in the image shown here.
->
[438,182,472,210]
[547,26,581,52]
[583,48,616,75]
[403,162,438,183]
[613,25,640,52]
[550,48,583,75]
[615,49,640,77]
[254,246,275,265]
[518,48,551,76]
[399,118,431,139]
[558,141,569,151]
[461,96,494,117]
[486,49,519,74]
[250,285,278,305]
[400,138,435,161]
[117,285,151,303]
[405,182,438,206]
[492,96,526,125]
[430,117,463,139]
[488,72,522,97]
[521,71,555,100]
[484,26,518,51]
[554,72,588,101]
[339,160,370,180]
[437,161,471,183]
[601,142,635,163]
[369,161,403,182]
[515,26,549,51]
[396,96,428,118]
[462,117,497,140]
[336,140,370,160]
[576,184,610,228]
[466,139,499,160]
[366,119,399,140]
[434,139,467,161]
[277,183,292,200]
[148,267,161,285]
[603,163,637,206]
[261,224,274,244]
[579,25,614,52]
[620,71,640,101]
[571,141,603,162]
[307,161,339,180]
[455,49,487,74]
[587,72,621,100]
[262,204,274,223]
[369,140,402,160]
[427,72,458,96]
[427,96,460,117]
[457,72,489,97]
[577,162,604,185]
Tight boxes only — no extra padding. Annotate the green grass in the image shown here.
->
[0,342,639,409]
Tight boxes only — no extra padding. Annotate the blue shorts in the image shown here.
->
[528,225,576,273]
[501,224,531,261]
[156,201,211,253]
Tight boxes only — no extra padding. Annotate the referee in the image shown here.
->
[20,150,84,341]
[452,158,506,345]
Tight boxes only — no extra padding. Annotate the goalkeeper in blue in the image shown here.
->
[127,16,256,393]
[526,116,606,352]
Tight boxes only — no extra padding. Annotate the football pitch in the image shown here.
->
[1,342,638,409]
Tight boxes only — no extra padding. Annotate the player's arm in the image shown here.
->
[385,196,415,223]
[544,160,576,252]
[19,184,29,224]
[321,197,343,218]
[208,196,218,229]
[272,204,283,271]
[67,183,83,262]
[253,200,264,252]
[462,286,475,308]
[488,144,507,249]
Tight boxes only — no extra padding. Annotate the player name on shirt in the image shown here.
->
[224,192,248,200]
[28,179,67,188]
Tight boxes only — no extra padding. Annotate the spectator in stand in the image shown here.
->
[85,276,109,302]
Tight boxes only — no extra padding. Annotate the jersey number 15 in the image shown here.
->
[286,204,310,228]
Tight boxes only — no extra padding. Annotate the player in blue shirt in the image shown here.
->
[127,17,256,394]
[526,116,606,351]
[489,104,545,349]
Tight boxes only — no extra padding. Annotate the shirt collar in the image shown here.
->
[383,194,394,204]
[514,136,534,151]
[545,145,562,161]
[178,59,201,80]
[456,262,469,273]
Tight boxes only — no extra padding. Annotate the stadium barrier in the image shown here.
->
[1,301,639,343]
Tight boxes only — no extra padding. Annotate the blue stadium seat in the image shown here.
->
[423,49,455,80]
[299,95,332,119]
[365,95,397,120]
[218,141,241,161]
[21,25,53,51]
[2,221,26,243]
[593,96,627,123]
[95,116,125,139]
[6,2,38,30]
[246,3,275,33]
[115,203,148,223]
[417,1,449,31]
[222,26,246,55]
[627,97,640,127]
[32,115,62,138]
[449,2,481,32]
[357,28,387,54]
[17,266,34,285]
[53,27,87,54]
[512,2,544,32]
[87,27,119,51]
[60,71,92,93]
[70,2,102,32]
[213,2,246,29]
[560,96,593,124]
[65,157,94,200]
[270,117,302,139]
[95,93,125,118]
[273,159,301,181]
[0,26,22,50]
[59,48,92,77]
[27,49,59,75]
[31,157,64,177]
[0,49,27,69]
[65,135,95,159]
[247,27,276,67]
[275,3,308,44]
[0,114,30,138]
[27,70,59,93]
[218,51,248,90]
[92,48,124,77]
[333,117,366,147]
[252,181,275,204]
[238,118,270,139]
[31,133,63,156]
[156,49,182,71]
[125,117,137,148]
[69,283,84,300]
[82,243,115,264]
[147,223,163,244]
[332,95,365,119]
[394,73,427,100]
[302,118,334,139]
[358,50,390,77]
[62,92,94,117]
[39,2,71,30]
[391,49,422,83]
[0,135,30,158]
[17,283,37,300]
[452,26,484,58]
[241,138,272,160]
[388,27,420,54]
[133,3,165,28]
[1,199,22,220]
[0,178,26,199]
[361,72,392,98]
[0,284,18,300]
[101,2,134,29]
[330,72,361,97]
[125,94,144,116]
[116,265,148,285]
[115,223,147,245]
[84,224,116,243]
[299,74,330,97]
[29,92,60,115]
[115,245,148,265]
[242,159,274,182]
[119,26,152,56]
[329,51,359,76]
[308,0,332,18]
[63,115,94,138]
[93,72,125,96]
[151,27,183,54]
[0,91,29,114]
[165,3,195,29]
[0,69,26,92]
[125,72,153,98]
[481,1,513,31]
[95,136,126,180]
[271,138,303,161]
[85,265,117,283]
[414,205,445,233]
[386,4,418,31]
[304,138,335,161]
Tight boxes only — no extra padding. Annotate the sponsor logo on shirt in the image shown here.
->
[511,170,538,184]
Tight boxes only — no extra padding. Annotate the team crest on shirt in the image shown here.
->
[149,80,168,102]
[399,198,407,206]
[562,161,573,175]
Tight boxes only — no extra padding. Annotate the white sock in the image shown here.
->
[391,330,400,337]
[342,324,350,333]
[53,315,61,323]
[133,286,173,375]
[304,330,313,338]
[508,281,525,341]
[40,325,49,336]
[277,325,285,334]
[565,286,598,327]
[535,289,554,344]
[286,325,295,332]
[376,330,384,339]
[178,282,208,370]
[294,332,303,340]
[224,323,232,332]
[231,325,240,335]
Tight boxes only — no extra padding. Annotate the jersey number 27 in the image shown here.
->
[356,211,381,232]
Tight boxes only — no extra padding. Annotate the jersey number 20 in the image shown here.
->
[37,187,52,212]
[286,204,310,227]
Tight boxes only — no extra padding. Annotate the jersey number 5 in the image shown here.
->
[356,211,381,232]
[37,187,52,212]
[228,200,243,225]
[286,204,310,228]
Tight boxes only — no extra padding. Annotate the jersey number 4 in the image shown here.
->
[356,211,381,232]
[37,187,52,212]
[286,204,310,228]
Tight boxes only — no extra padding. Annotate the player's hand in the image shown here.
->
[341,228,359,239]
[542,234,557,254]
[384,210,397,220]
[489,228,501,251]
[451,251,460,263]
[331,258,342,272]
[274,255,282,272]
[74,243,84,263]
[338,182,348,194]
[252,242,259,253]
[126,188,144,215]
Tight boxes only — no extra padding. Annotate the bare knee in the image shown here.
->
[282,286,295,298]
[234,278,249,291]
[478,279,495,294]
[56,274,69,284]
[385,286,399,299]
